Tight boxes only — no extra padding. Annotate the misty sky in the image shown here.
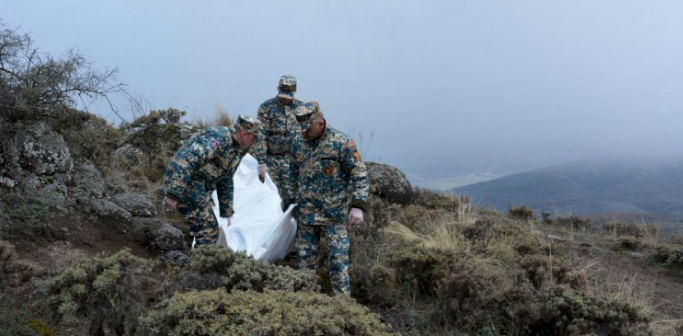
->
[4,1,683,180]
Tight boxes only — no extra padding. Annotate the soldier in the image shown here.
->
[160,115,263,246]
[252,75,303,209]
[290,101,369,295]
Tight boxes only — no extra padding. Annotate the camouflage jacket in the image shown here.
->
[161,126,245,217]
[251,97,303,163]
[291,125,369,225]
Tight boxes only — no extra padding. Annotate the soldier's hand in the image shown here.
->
[163,196,178,210]
[258,164,270,177]
[348,208,364,226]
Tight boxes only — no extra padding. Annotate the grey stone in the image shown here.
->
[112,193,158,217]
[133,217,186,253]
[22,175,70,209]
[153,223,186,252]
[71,162,106,201]
[365,161,413,205]
[87,199,132,224]
[18,122,73,176]
[112,144,145,168]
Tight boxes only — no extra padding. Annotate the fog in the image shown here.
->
[4,0,683,180]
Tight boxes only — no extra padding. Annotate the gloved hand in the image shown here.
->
[163,196,178,210]
[348,208,364,226]
[258,164,270,177]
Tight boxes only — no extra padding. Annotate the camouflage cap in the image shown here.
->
[277,75,297,100]
[234,114,263,135]
[295,101,323,131]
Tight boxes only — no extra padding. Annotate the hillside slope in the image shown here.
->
[452,157,683,215]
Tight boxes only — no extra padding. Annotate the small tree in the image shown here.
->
[0,22,126,121]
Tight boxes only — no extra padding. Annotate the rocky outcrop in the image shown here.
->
[113,193,157,218]
[0,122,74,210]
[114,123,199,168]
[134,217,188,264]
[365,161,413,205]
[71,162,107,201]
[0,120,177,254]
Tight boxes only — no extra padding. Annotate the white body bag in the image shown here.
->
[211,154,296,263]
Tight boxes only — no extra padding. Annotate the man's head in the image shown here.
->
[295,101,325,141]
[277,75,297,104]
[233,114,263,149]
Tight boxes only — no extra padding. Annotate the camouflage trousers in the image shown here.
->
[295,222,350,295]
[176,189,219,246]
[266,155,295,209]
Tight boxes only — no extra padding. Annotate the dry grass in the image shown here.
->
[586,268,657,315]
[189,104,233,127]
[381,209,471,253]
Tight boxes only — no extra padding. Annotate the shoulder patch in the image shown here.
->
[210,138,219,150]
[347,140,356,149]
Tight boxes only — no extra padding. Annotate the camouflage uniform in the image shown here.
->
[290,103,369,295]
[252,76,303,208]
[160,119,258,246]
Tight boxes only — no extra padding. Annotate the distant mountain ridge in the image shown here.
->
[452,157,683,216]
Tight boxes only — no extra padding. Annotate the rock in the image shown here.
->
[87,199,132,225]
[71,162,106,201]
[23,175,70,210]
[365,161,413,205]
[18,122,73,176]
[133,218,186,253]
[153,223,186,252]
[112,193,157,217]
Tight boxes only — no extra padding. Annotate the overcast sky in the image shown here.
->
[4,1,683,180]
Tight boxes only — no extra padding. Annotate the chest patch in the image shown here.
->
[323,165,334,176]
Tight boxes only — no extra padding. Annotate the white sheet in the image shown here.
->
[212,154,296,263]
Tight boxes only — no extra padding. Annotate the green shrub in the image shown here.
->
[183,245,319,293]
[652,243,683,268]
[519,254,587,290]
[390,243,455,296]
[140,289,400,336]
[461,218,497,247]
[432,257,494,329]
[529,286,652,336]
[350,264,399,307]
[43,248,155,336]
[120,108,186,133]
[0,311,41,336]
[8,195,49,226]
[508,205,535,221]
[462,218,538,251]
[26,320,55,336]
[619,236,641,250]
